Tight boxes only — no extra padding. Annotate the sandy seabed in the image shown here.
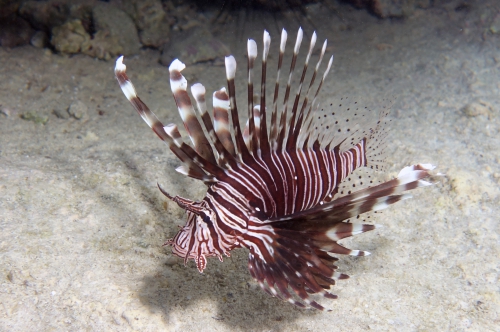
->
[1,1,499,331]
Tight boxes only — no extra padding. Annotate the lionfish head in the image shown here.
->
[166,211,213,273]
[158,185,226,273]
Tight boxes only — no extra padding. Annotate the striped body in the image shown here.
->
[169,141,366,270]
[115,28,434,310]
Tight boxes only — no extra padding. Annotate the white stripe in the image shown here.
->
[119,81,137,102]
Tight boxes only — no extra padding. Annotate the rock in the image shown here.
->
[82,30,123,61]
[139,20,170,48]
[19,0,95,32]
[92,2,140,56]
[0,15,35,47]
[346,0,416,18]
[6,269,27,285]
[43,1,137,60]
[0,0,20,20]
[20,111,49,124]
[52,107,70,119]
[51,18,122,60]
[0,106,14,117]
[490,15,500,34]
[68,2,94,32]
[119,0,171,47]
[160,27,230,67]
[30,30,49,48]
[51,19,90,54]
[67,100,89,121]
[134,0,165,29]
[84,131,99,142]
[462,100,494,118]
[19,0,70,32]
[371,0,415,18]
[135,0,170,48]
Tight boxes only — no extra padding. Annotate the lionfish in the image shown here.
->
[115,28,434,310]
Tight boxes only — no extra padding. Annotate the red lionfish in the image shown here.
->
[114,28,434,310]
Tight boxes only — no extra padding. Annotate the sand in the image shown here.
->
[1,1,499,331]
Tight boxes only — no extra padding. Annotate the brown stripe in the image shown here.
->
[213,106,235,156]
[169,69,183,81]
[173,90,193,110]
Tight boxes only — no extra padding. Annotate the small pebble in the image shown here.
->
[462,100,494,118]
[68,101,89,121]
[30,31,49,48]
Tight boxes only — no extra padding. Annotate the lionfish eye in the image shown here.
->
[202,215,212,225]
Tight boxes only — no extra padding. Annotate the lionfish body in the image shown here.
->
[115,28,434,310]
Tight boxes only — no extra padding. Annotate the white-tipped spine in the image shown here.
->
[263,30,271,59]
[323,55,334,79]
[247,39,258,59]
[280,29,287,52]
[303,31,317,65]
[191,83,206,100]
[115,55,126,72]
[294,27,303,54]
[225,56,236,80]
[310,32,317,53]
[169,60,188,93]
[169,58,186,72]
[321,39,327,57]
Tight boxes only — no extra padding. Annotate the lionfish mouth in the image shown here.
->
[114,27,435,311]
